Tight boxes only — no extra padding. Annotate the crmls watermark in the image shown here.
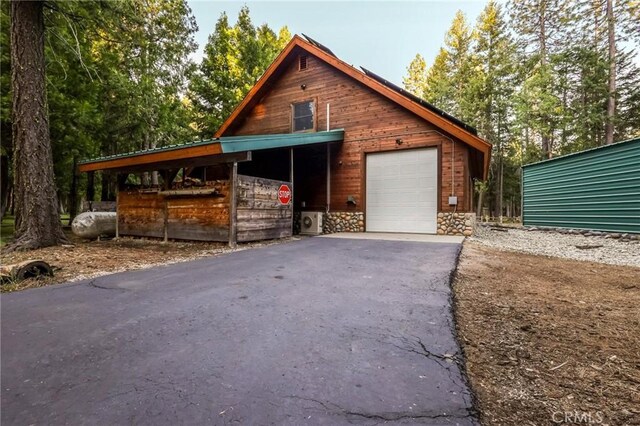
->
[552,411,605,424]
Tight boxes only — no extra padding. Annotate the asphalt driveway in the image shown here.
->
[1,236,475,425]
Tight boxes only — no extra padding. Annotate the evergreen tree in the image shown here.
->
[189,7,291,136]
[422,11,475,121]
[444,10,475,122]
[403,53,428,96]
[423,48,453,112]
[471,1,518,219]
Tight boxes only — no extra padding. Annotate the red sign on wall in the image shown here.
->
[278,184,292,205]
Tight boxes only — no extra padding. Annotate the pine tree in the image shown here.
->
[403,53,428,96]
[423,48,453,112]
[420,11,476,121]
[444,10,475,121]
[189,7,291,136]
[509,0,573,158]
[8,0,68,250]
[472,1,518,219]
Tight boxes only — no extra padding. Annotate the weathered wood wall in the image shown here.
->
[117,176,292,243]
[118,180,230,242]
[225,54,472,212]
[236,175,292,242]
[118,191,165,238]
[166,183,230,241]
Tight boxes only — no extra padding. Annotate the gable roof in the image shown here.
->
[215,34,492,179]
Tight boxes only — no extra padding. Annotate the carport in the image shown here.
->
[78,130,344,246]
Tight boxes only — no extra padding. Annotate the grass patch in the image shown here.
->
[1,215,72,247]
[1,216,15,246]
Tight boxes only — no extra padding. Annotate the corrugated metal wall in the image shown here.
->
[522,138,640,233]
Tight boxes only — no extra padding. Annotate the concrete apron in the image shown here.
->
[320,232,466,244]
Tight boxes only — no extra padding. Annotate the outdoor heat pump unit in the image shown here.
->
[300,212,323,235]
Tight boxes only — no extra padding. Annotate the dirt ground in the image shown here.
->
[0,233,292,292]
[454,241,640,426]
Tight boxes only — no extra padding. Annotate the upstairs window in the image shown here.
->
[292,101,314,132]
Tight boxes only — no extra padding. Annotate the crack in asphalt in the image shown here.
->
[285,395,474,422]
[87,279,127,291]
[343,326,469,393]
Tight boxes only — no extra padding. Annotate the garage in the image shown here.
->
[366,148,438,233]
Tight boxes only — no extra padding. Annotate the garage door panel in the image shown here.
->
[366,149,437,234]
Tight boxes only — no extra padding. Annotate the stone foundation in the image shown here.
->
[437,212,476,236]
[294,210,475,236]
[323,211,365,234]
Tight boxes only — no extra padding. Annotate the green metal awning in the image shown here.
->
[219,129,344,153]
[78,130,344,172]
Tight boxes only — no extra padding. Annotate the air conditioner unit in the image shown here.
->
[300,211,323,235]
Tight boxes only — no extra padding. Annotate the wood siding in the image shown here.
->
[236,175,292,242]
[118,181,230,242]
[117,176,292,243]
[118,191,165,238]
[227,54,472,212]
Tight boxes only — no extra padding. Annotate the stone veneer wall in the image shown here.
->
[294,210,475,236]
[437,212,476,236]
[323,212,365,234]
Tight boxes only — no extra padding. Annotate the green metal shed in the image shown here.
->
[522,137,640,233]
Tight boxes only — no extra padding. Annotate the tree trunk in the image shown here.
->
[69,155,78,224]
[6,0,68,251]
[476,189,484,218]
[605,0,616,145]
[1,154,9,220]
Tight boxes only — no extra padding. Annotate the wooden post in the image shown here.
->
[115,191,119,239]
[290,148,294,236]
[326,143,331,213]
[163,200,169,243]
[229,161,238,248]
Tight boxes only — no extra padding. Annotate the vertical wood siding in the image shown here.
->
[236,175,293,242]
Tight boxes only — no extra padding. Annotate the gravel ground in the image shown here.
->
[469,225,640,267]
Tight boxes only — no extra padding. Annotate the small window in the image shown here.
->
[299,55,308,70]
[292,101,314,132]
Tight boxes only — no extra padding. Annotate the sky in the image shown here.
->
[187,1,488,86]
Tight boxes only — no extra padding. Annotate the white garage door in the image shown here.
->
[366,148,438,233]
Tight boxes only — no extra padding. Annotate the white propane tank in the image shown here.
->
[71,212,117,239]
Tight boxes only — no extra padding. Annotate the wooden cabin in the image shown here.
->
[79,35,491,244]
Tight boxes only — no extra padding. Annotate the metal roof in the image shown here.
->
[219,129,344,153]
[79,130,345,166]
[78,138,218,165]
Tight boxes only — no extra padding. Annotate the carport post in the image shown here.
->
[290,148,294,236]
[115,174,119,239]
[326,143,330,212]
[229,161,238,248]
